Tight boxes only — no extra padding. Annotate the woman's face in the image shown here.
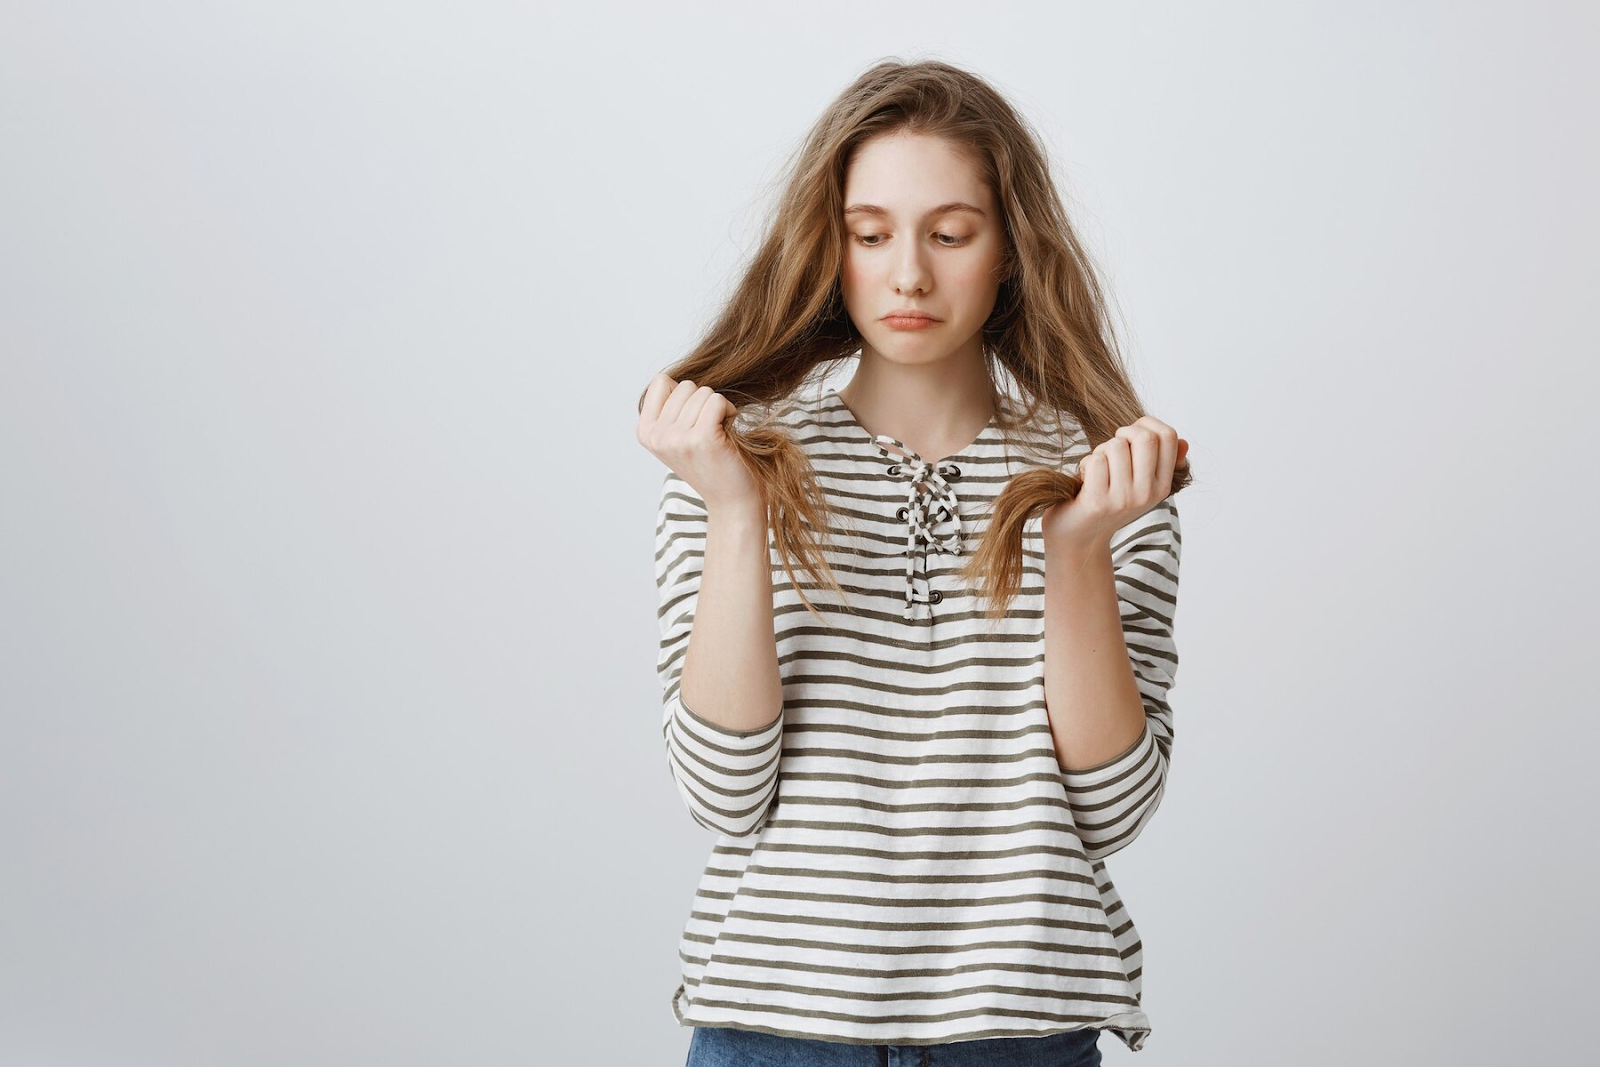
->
[840,131,1007,370]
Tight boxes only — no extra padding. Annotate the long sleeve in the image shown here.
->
[654,471,783,836]
[1058,497,1181,860]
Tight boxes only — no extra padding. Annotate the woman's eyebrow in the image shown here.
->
[843,201,988,220]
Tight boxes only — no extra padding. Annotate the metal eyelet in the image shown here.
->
[945,464,960,478]
[886,464,901,475]
[929,589,943,603]
[937,507,950,521]
[896,506,909,520]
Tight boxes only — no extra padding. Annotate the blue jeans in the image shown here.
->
[685,1025,1102,1067]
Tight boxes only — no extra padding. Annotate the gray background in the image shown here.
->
[3,2,1596,1064]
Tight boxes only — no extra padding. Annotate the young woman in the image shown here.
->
[636,60,1191,1066]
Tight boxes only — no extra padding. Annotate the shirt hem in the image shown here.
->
[672,982,1150,1052]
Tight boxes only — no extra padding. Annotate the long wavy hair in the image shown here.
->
[637,58,1193,622]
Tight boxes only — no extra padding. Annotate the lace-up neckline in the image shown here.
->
[824,387,1003,619]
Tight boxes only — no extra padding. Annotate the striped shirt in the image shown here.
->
[653,385,1182,1052]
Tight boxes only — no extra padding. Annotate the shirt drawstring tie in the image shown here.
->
[871,434,964,619]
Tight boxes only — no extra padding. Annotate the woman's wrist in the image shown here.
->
[1043,525,1112,566]
[705,497,769,533]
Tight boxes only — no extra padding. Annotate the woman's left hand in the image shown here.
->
[1042,415,1188,552]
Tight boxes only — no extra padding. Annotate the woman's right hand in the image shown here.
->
[637,374,765,514]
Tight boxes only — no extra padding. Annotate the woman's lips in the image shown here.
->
[882,314,940,330]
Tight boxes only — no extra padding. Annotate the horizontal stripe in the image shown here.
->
[654,386,1180,1051]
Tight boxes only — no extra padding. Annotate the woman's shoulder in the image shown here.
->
[748,387,843,445]
[1002,397,1093,473]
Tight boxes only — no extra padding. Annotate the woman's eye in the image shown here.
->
[851,233,969,247]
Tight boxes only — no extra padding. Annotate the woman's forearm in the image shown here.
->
[677,502,785,734]
[1041,535,1147,771]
